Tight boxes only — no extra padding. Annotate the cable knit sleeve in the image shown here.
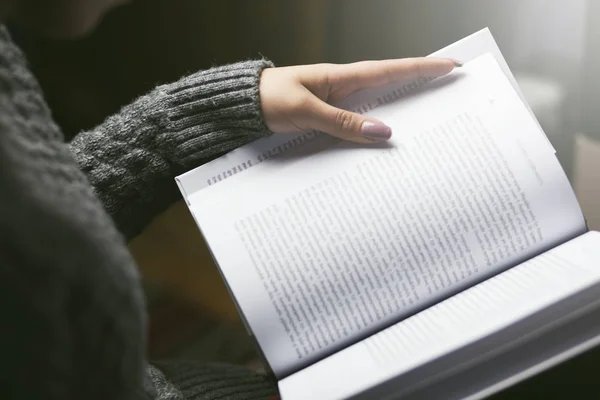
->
[69,60,274,240]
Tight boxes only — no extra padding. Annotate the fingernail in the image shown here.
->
[361,121,392,141]
[451,59,464,67]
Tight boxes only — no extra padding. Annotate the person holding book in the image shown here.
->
[182,31,600,400]
[0,1,460,399]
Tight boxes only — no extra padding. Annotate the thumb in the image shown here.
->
[306,97,392,143]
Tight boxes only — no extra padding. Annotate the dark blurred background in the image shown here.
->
[9,0,331,139]
[8,0,600,397]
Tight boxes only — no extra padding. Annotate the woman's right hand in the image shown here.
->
[259,57,460,143]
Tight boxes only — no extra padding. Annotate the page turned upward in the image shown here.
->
[279,231,600,400]
[190,54,585,377]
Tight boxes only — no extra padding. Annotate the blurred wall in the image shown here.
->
[330,0,588,177]
[331,0,586,83]
[582,0,600,139]
[330,0,515,62]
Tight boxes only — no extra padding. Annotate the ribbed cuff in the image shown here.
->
[152,361,278,400]
[156,59,274,168]
[69,59,275,240]
[147,364,184,400]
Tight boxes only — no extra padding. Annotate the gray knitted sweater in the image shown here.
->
[0,25,277,400]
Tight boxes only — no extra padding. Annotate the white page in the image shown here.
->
[176,28,551,202]
[189,54,585,377]
[278,231,600,400]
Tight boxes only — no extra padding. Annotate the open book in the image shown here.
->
[176,29,600,399]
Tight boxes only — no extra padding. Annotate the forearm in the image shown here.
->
[70,60,273,240]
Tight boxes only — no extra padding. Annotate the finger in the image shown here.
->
[304,96,392,143]
[324,57,458,92]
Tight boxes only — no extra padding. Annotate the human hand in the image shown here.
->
[259,58,460,143]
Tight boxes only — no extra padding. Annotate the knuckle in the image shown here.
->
[413,57,426,77]
[313,63,335,88]
[335,110,355,132]
[289,95,316,123]
[294,94,314,113]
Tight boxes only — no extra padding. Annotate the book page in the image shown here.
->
[278,231,600,400]
[176,28,552,202]
[189,54,585,377]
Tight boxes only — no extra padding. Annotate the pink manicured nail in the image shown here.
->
[361,121,392,141]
